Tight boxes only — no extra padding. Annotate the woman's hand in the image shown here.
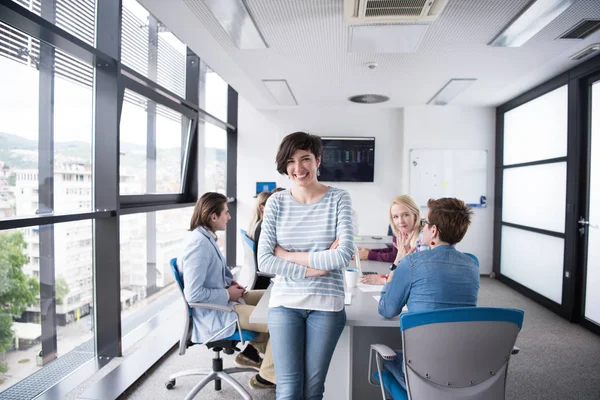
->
[359,274,386,285]
[305,267,329,278]
[358,247,369,260]
[227,285,245,302]
[397,231,416,255]
[329,238,339,250]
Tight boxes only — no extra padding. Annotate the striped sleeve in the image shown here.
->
[257,195,307,279]
[308,190,354,271]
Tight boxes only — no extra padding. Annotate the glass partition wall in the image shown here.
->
[495,54,600,335]
[0,0,238,397]
[498,85,568,306]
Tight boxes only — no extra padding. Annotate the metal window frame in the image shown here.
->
[226,86,238,266]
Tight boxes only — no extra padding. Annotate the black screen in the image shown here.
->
[319,137,375,182]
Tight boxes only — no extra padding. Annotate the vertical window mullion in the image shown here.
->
[38,0,57,366]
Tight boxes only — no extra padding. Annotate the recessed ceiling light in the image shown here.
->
[427,79,476,105]
[570,43,600,61]
[489,0,576,47]
[349,24,429,53]
[202,0,268,49]
[348,94,389,104]
[263,80,297,106]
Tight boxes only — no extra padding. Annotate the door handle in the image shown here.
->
[578,217,599,229]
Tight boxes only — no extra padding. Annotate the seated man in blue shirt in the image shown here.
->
[377,197,480,390]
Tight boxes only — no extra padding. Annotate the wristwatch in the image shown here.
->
[389,263,398,271]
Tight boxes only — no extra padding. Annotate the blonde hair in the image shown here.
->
[388,195,422,249]
[247,191,273,240]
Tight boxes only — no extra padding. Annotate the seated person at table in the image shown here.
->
[180,192,275,389]
[359,195,427,285]
[247,190,274,267]
[377,197,480,390]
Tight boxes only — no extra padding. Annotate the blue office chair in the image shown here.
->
[369,307,524,400]
[166,258,259,400]
[237,229,272,290]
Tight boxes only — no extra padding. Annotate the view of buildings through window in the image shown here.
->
[0,0,229,392]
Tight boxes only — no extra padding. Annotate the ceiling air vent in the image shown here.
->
[559,19,600,39]
[348,94,390,104]
[345,0,448,24]
[570,43,600,61]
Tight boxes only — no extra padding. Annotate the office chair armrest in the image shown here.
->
[189,302,235,313]
[512,346,520,355]
[371,344,397,360]
[257,272,275,278]
[368,344,397,400]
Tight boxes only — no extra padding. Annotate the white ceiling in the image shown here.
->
[140,0,600,109]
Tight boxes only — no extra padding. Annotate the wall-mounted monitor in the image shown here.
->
[256,181,276,195]
[319,137,375,182]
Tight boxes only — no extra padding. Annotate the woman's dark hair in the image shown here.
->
[427,197,473,245]
[189,192,228,231]
[275,132,322,175]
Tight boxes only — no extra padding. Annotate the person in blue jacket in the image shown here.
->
[179,192,275,389]
[377,197,480,390]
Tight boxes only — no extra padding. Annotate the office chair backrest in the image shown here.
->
[238,229,257,290]
[400,307,524,400]
[170,258,193,356]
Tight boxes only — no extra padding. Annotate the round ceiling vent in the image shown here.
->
[348,94,390,104]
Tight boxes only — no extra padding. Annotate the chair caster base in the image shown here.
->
[165,379,175,390]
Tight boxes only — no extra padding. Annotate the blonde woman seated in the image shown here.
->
[359,195,427,285]
[247,191,273,265]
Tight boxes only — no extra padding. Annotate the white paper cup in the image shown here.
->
[345,269,359,288]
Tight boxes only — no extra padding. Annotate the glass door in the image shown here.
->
[583,80,600,327]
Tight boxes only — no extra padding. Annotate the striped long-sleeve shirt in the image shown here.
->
[257,187,354,312]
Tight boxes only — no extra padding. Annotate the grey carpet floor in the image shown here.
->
[122,278,600,400]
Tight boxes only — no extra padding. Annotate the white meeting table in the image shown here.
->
[249,237,403,399]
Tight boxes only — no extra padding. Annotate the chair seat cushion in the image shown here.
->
[373,371,408,400]
[224,329,260,342]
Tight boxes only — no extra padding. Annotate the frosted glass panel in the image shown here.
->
[502,162,566,233]
[501,226,563,304]
[504,85,567,165]
[585,82,600,325]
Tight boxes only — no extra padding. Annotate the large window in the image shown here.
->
[0,18,97,395]
[119,207,192,338]
[0,0,237,395]
[0,221,94,396]
[0,22,93,219]
[121,0,186,98]
[119,90,190,195]
[10,0,96,46]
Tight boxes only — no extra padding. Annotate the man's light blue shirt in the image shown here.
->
[378,245,480,319]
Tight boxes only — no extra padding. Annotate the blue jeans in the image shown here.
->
[382,350,406,391]
[268,307,346,400]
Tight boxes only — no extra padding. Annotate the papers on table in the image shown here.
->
[344,292,352,305]
[372,295,408,312]
[357,283,382,293]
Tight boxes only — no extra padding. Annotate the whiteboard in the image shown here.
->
[409,149,488,207]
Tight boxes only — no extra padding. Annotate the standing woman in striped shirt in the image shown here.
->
[258,132,354,399]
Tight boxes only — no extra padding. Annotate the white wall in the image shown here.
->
[235,104,496,274]
[266,108,405,237]
[402,105,496,274]
[236,96,281,265]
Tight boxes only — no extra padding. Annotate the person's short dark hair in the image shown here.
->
[427,198,473,245]
[189,192,227,231]
[275,132,322,175]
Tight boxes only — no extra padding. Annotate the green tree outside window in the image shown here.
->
[0,231,40,375]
